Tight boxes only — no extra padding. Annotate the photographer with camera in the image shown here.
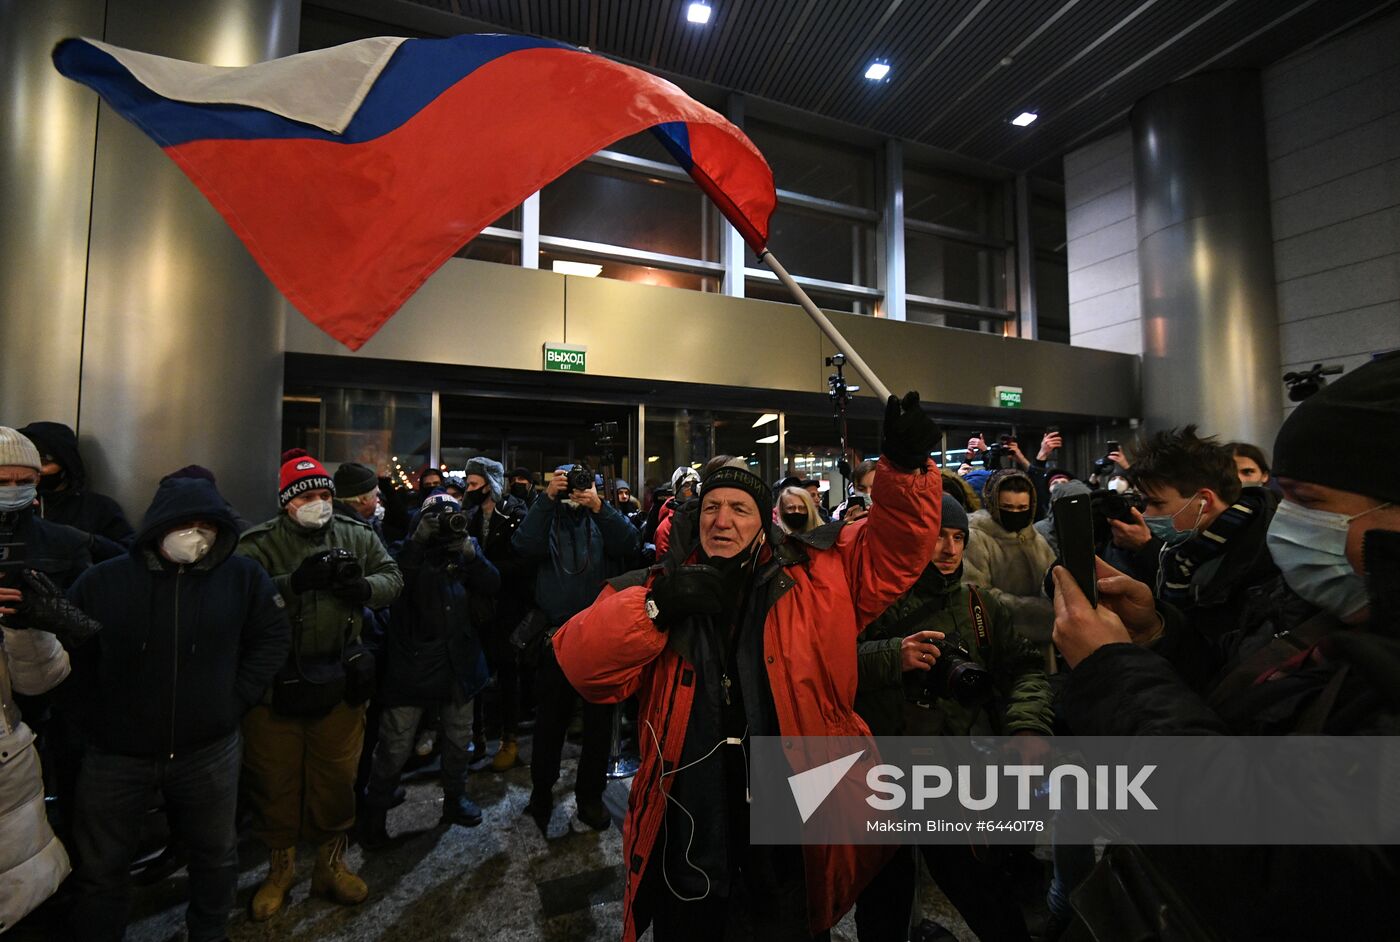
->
[653,466,700,560]
[834,459,878,522]
[1105,427,1279,638]
[854,493,1052,942]
[360,491,500,844]
[236,449,402,921]
[512,463,640,833]
[0,427,98,933]
[63,475,289,942]
[551,392,942,941]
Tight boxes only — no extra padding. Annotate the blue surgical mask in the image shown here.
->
[1266,499,1389,619]
[1144,493,1205,547]
[0,484,37,512]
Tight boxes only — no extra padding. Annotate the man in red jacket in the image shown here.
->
[553,392,941,942]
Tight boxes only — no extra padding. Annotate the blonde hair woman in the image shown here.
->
[776,485,821,535]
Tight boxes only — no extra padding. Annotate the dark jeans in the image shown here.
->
[530,652,610,802]
[854,845,915,941]
[71,731,241,942]
[855,844,1030,942]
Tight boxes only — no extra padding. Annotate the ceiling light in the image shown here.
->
[686,2,712,25]
[1011,111,1038,127]
[864,61,890,81]
[755,434,779,445]
[552,260,603,277]
[751,413,778,428]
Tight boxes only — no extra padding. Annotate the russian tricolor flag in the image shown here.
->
[53,34,776,350]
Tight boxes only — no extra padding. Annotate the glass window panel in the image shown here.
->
[905,231,1007,309]
[541,251,720,293]
[764,206,876,287]
[281,387,432,489]
[745,120,876,208]
[644,408,783,502]
[439,395,636,496]
[904,167,1005,238]
[541,163,719,260]
[455,238,520,265]
[906,305,1004,335]
[780,414,882,515]
[600,129,680,165]
[744,279,874,317]
[1035,255,1070,344]
[1031,196,1067,255]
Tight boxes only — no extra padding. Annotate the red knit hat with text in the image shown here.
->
[278,449,335,507]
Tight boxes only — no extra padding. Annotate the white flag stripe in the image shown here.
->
[85,36,405,135]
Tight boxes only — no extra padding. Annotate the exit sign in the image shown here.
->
[995,385,1023,409]
[544,343,587,373]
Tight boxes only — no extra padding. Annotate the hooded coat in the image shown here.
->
[0,611,75,931]
[65,478,292,759]
[17,422,134,562]
[963,469,1057,642]
[551,458,941,941]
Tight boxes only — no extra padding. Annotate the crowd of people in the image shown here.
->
[1,351,1398,941]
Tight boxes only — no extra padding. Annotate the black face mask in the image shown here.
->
[509,482,530,500]
[999,508,1033,532]
[38,471,64,494]
[781,512,808,532]
[465,488,489,507]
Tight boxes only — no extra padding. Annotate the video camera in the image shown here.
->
[982,433,1019,471]
[915,634,994,708]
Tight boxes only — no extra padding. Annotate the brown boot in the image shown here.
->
[311,834,368,905]
[250,846,296,921]
[491,737,519,772]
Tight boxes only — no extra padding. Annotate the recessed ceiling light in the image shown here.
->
[751,413,778,428]
[686,2,712,24]
[552,260,603,277]
[1011,111,1038,127]
[864,61,891,81]
[755,434,779,445]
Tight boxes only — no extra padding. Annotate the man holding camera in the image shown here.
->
[853,493,1052,942]
[512,464,639,833]
[237,449,402,921]
[64,476,289,942]
[0,427,98,933]
[1105,426,1278,638]
[361,491,499,843]
[552,392,941,942]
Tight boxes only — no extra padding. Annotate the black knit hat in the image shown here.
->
[1273,351,1400,503]
[701,462,773,523]
[333,462,379,500]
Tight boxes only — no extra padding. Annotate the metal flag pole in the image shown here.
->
[758,249,893,404]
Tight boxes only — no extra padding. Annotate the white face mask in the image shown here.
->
[292,498,334,529]
[161,526,216,564]
[372,503,386,522]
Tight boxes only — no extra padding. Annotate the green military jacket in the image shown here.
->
[237,512,402,659]
[856,563,1054,737]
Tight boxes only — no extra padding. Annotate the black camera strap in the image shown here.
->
[967,585,992,658]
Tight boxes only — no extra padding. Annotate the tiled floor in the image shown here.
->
[23,734,993,941]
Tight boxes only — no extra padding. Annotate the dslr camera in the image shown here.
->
[325,547,363,584]
[431,509,469,540]
[983,434,1018,471]
[915,635,994,708]
[566,463,595,494]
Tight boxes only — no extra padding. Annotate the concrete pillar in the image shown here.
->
[2,0,299,524]
[1132,70,1284,445]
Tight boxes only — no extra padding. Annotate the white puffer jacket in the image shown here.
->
[0,626,71,934]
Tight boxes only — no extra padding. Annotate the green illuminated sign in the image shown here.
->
[995,385,1023,409]
[544,343,587,373]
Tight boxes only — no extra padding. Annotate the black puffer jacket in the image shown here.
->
[18,422,134,562]
[467,495,532,632]
[0,508,91,591]
[66,478,291,758]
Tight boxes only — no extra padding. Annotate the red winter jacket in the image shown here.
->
[552,457,941,940]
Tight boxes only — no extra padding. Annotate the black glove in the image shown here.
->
[880,390,939,472]
[289,551,336,594]
[332,577,373,603]
[14,569,102,648]
[647,565,728,630]
[411,514,437,544]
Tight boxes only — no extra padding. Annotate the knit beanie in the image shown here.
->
[940,493,969,536]
[464,456,506,503]
[421,490,460,513]
[278,448,335,507]
[333,462,379,500]
[701,461,773,524]
[0,428,41,470]
[1273,351,1400,503]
